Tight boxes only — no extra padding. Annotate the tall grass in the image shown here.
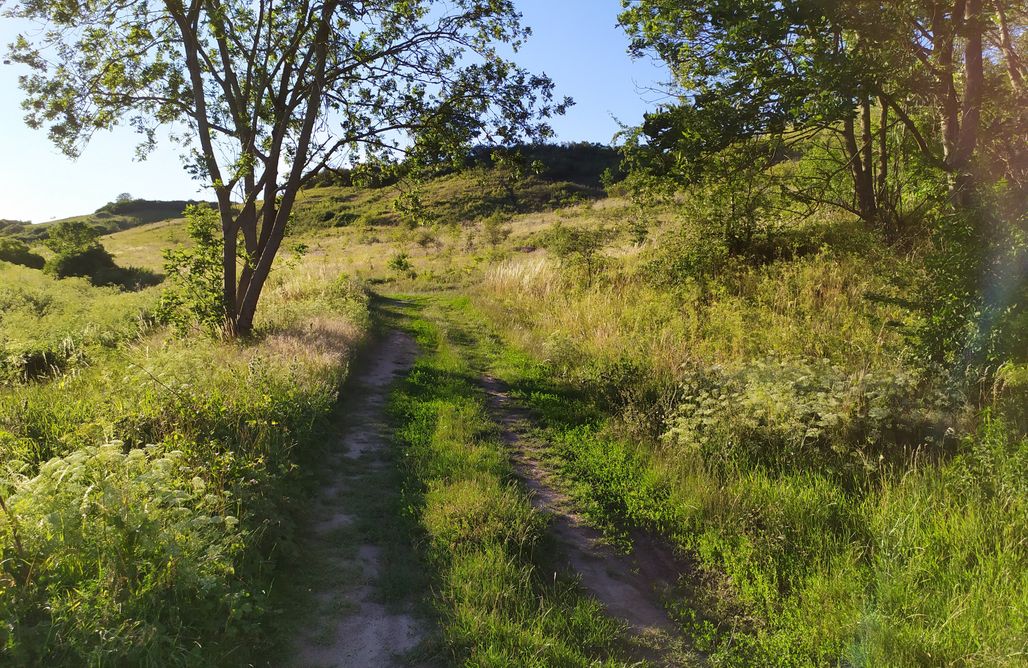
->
[0,264,157,382]
[462,206,1027,665]
[0,265,370,664]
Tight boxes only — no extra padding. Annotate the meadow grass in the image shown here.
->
[0,259,371,664]
[3,157,1024,667]
[382,297,634,667]
[0,263,158,383]
[450,228,1028,667]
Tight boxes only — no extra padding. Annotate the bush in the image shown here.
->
[0,239,44,270]
[0,443,247,665]
[910,209,1028,375]
[542,223,612,285]
[388,252,416,278]
[45,245,117,279]
[664,358,959,475]
[156,205,225,335]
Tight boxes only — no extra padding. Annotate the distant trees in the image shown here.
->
[8,0,567,336]
[42,220,160,289]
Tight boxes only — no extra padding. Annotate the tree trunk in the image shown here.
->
[222,219,238,337]
[843,112,878,225]
[994,1,1026,99]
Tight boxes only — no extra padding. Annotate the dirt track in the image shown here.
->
[289,330,424,668]
[482,374,703,666]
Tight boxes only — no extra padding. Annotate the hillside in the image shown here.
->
[2,142,1025,665]
[0,199,207,244]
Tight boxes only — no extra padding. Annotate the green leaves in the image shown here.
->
[156,205,225,336]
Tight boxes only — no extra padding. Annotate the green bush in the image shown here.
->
[910,210,1027,375]
[0,268,369,662]
[45,245,117,278]
[156,205,226,335]
[664,358,958,474]
[0,239,44,270]
[0,443,247,665]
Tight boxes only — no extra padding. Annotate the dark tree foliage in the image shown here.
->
[619,0,1027,226]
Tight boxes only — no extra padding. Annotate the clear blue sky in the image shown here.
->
[0,1,668,223]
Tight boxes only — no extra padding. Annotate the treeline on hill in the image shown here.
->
[304,141,621,190]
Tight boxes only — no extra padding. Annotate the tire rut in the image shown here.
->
[287,330,425,668]
[482,374,704,666]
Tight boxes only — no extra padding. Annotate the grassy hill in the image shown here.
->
[0,199,207,244]
[2,143,1025,665]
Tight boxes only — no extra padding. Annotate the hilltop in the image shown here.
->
[0,199,209,244]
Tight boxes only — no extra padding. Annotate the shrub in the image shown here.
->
[481,212,512,248]
[664,358,959,475]
[909,209,1027,376]
[542,222,612,285]
[0,239,44,270]
[388,252,416,278]
[0,443,247,665]
[156,205,225,335]
[45,245,117,279]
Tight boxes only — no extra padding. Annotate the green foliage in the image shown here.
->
[46,245,116,278]
[665,358,958,474]
[487,334,1027,666]
[0,219,38,243]
[0,264,155,384]
[393,189,437,229]
[43,220,102,256]
[910,210,1028,374]
[543,223,613,285]
[40,219,160,291]
[156,205,225,336]
[387,252,416,279]
[0,444,246,666]
[0,259,370,663]
[0,239,44,270]
[481,211,512,248]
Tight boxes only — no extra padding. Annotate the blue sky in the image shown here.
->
[0,1,668,223]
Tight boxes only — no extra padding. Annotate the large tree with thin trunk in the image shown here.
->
[6,0,566,335]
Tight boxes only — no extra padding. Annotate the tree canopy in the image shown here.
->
[7,0,568,334]
[619,0,1027,227]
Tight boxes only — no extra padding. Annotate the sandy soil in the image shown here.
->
[288,330,424,668]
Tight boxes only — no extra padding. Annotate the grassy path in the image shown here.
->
[277,295,703,666]
[381,295,706,666]
[282,327,431,668]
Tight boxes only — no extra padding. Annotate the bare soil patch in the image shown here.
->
[288,331,426,668]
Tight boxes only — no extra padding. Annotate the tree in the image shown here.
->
[43,220,102,256]
[7,0,568,335]
[618,0,1026,226]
